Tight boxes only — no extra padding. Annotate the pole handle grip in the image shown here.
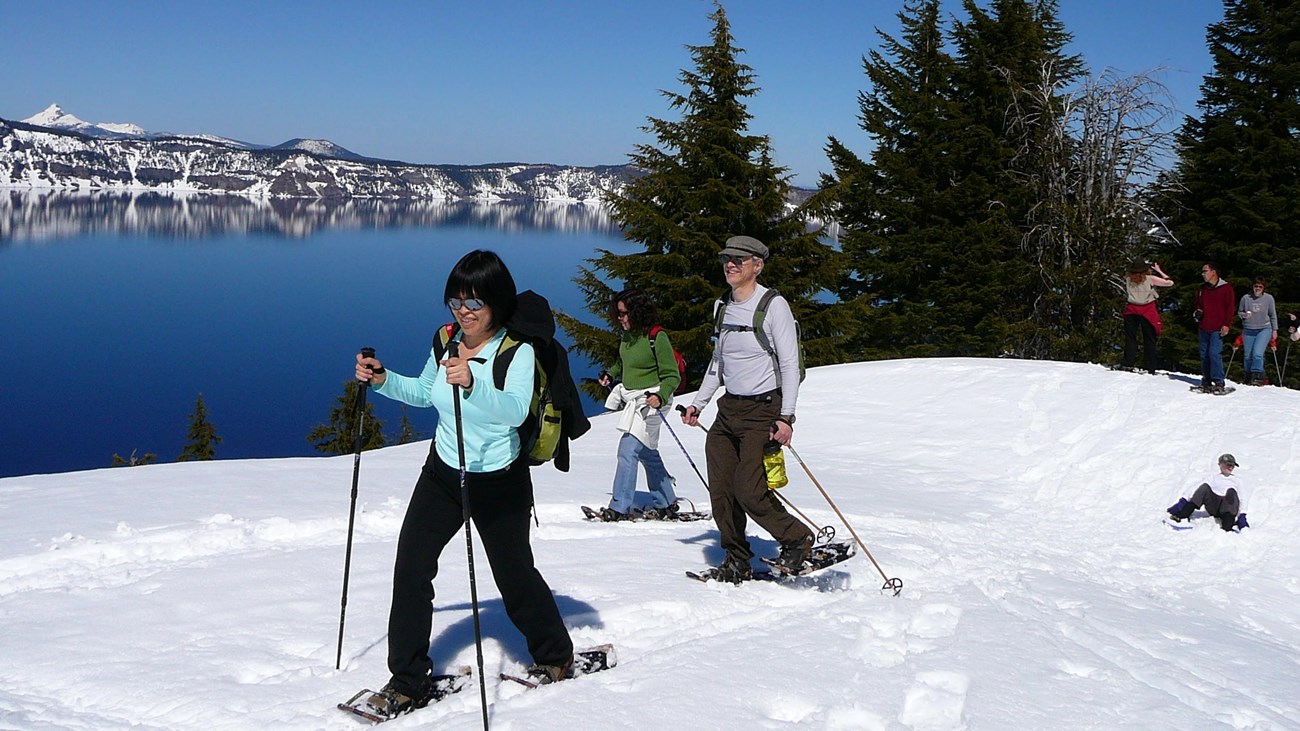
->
[359,347,384,380]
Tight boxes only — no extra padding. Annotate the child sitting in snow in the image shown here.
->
[1167,453,1250,531]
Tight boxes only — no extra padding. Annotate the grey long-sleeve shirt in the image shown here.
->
[1238,291,1278,333]
[692,284,800,418]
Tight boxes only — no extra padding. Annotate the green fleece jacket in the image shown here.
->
[608,329,681,404]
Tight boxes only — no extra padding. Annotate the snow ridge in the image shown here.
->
[2,360,1298,729]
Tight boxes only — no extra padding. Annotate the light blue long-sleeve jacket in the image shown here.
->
[375,328,533,472]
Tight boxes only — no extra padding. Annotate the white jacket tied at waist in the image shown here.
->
[605,383,671,449]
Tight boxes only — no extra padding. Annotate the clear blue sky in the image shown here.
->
[4,1,1224,186]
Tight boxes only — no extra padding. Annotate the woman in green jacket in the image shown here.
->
[596,289,681,520]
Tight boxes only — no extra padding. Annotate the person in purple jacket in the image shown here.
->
[1192,261,1235,393]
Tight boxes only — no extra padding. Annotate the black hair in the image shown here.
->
[444,250,517,329]
[1254,276,1267,288]
[608,288,657,331]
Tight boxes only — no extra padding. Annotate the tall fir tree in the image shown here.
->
[825,0,1085,360]
[1163,0,1300,379]
[178,393,222,461]
[945,0,1084,356]
[559,1,842,390]
[307,380,386,455]
[816,0,964,359]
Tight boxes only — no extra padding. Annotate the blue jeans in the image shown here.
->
[1198,330,1225,385]
[1242,328,1270,375]
[609,433,676,514]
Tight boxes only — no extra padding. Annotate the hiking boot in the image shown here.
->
[524,657,573,685]
[715,554,753,584]
[599,508,631,522]
[365,680,433,718]
[1208,383,1227,395]
[1217,513,1237,532]
[1166,498,1193,521]
[639,503,680,521]
[775,535,813,573]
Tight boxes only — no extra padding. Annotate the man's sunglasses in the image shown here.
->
[448,297,486,311]
[719,254,752,266]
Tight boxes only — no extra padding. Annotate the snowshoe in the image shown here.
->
[581,506,631,522]
[685,554,757,584]
[1189,385,1235,395]
[761,540,856,577]
[338,667,472,723]
[499,644,616,689]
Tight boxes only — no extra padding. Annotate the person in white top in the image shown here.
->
[681,235,813,582]
[1167,453,1251,531]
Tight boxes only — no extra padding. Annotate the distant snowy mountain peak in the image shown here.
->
[271,138,368,162]
[97,121,149,136]
[22,103,147,140]
[23,103,91,130]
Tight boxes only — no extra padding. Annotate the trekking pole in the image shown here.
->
[448,341,490,731]
[661,406,709,490]
[785,445,903,597]
[1226,337,1240,381]
[1283,339,1292,384]
[1271,344,1283,386]
[337,347,379,670]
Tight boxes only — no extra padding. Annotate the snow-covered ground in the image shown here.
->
[2,359,1297,730]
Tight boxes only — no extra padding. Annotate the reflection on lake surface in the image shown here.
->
[1,189,634,477]
[0,189,621,241]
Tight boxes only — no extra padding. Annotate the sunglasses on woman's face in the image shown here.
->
[448,297,486,311]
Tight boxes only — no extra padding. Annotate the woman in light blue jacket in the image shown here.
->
[353,250,574,716]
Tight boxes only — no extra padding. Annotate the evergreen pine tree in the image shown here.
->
[559,1,842,389]
[394,406,425,445]
[307,380,386,455]
[816,0,964,359]
[178,393,222,461]
[944,0,1084,356]
[1163,0,1300,378]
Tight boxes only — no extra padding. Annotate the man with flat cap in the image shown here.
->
[681,235,814,581]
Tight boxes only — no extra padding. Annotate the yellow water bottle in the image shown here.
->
[763,440,788,489]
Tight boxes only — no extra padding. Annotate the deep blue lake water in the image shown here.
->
[0,192,632,477]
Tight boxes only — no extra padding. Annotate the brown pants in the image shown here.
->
[704,393,812,562]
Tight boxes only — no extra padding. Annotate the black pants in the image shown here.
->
[704,392,812,563]
[1188,482,1240,518]
[1122,314,1158,371]
[386,452,573,694]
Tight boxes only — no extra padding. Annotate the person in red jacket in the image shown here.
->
[1193,261,1235,393]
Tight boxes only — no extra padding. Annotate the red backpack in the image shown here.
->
[648,326,688,394]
